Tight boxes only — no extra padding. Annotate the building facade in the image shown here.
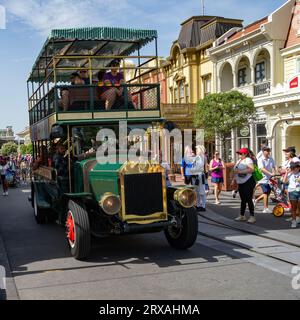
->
[209,0,297,163]
[162,15,243,157]
[0,126,15,147]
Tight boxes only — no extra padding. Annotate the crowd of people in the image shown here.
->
[180,144,300,228]
[0,154,32,196]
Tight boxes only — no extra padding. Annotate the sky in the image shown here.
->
[0,0,286,135]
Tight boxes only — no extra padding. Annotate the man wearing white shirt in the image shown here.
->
[254,147,276,213]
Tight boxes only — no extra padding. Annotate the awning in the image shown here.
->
[28,27,158,82]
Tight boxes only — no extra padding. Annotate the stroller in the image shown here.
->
[5,168,20,188]
[268,175,291,217]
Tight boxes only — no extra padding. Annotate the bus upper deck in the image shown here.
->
[27,27,162,132]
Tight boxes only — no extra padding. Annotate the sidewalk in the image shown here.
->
[171,174,300,242]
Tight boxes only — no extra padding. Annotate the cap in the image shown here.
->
[236,148,249,155]
[283,146,296,153]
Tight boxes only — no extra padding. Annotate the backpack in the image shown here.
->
[190,156,205,175]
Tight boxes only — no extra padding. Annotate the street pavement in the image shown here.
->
[0,186,300,300]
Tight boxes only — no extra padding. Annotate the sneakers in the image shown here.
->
[215,200,221,205]
[235,215,247,222]
[262,208,271,214]
[232,190,237,199]
[2,192,8,196]
[196,207,206,212]
[247,216,256,224]
[291,220,297,228]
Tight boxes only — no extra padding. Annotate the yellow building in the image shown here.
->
[162,16,243,155]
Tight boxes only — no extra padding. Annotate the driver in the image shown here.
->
[53,142,69,192]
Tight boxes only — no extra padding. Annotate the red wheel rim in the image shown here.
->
[66,211,75,247]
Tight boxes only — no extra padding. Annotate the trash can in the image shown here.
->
[222,162,235,191]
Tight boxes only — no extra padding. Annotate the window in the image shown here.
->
[185,85,189,103]
[203,75,211,97]
[256,123,267,153]
[179,81,184,102]
[169,87,173,103]
[174,88,178,103]
[296,58,300,74]
[238,68,247,87]
[255,62,266,83]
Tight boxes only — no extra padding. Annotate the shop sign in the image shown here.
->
[289,76,299,89]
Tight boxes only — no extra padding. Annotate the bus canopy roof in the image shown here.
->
[28,27,158,82]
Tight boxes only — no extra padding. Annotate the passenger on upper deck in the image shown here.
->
[101,59,135,110]
[70,72,85,85]
[60,73,85,111]
[78,70,90,85]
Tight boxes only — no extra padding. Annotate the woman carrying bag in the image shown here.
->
[232,148,256,223]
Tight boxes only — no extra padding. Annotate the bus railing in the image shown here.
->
[29,83,160,125]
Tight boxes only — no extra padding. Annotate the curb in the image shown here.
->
[201,206,300,248]
[0,230,19,300]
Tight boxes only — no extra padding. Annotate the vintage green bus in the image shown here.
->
[28,27,198,259]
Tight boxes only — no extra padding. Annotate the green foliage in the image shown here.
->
[0,142,18,156]
[19,143,33,155]
[26,143,33,155]
[194,91,256,142]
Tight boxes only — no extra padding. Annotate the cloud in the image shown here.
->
[2,0,285,56]
[4,0,133,35]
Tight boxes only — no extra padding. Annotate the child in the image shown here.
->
[0,159,9,196]
[283,161,300,228]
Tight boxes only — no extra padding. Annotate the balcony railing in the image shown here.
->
[254,81,271,96]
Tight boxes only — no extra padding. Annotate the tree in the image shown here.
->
[0,142,18,156]
[194,91,256,161]
[19,143,32,155]
[26,143,33,155]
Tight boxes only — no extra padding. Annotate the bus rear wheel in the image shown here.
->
[66,200,91,260]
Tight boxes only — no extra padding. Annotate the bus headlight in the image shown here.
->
[99,193,121,215]
[174,188,197,208]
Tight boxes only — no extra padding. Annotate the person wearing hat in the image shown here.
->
[232,148,256,223]
[283,161,300,228]
[254,146,276,213]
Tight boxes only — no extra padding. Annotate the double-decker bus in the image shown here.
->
[28,27,198,259]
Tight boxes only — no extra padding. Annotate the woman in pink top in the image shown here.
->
[209,151,225,204]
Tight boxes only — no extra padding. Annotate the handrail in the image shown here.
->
[29,83,160,123]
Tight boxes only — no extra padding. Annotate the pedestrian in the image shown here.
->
[283,161,300,228]
[279,146,298,196]
[0,158,9,196]
[193,145,207,211]
[232,148,256,223]
[256,142,268,161]
[254,146,276,213]
[181,145,195,185]
[209,151,225,205]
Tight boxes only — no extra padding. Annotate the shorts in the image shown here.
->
[289,191,300,201]
[260,183,271,195]
[211,177,224,184]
